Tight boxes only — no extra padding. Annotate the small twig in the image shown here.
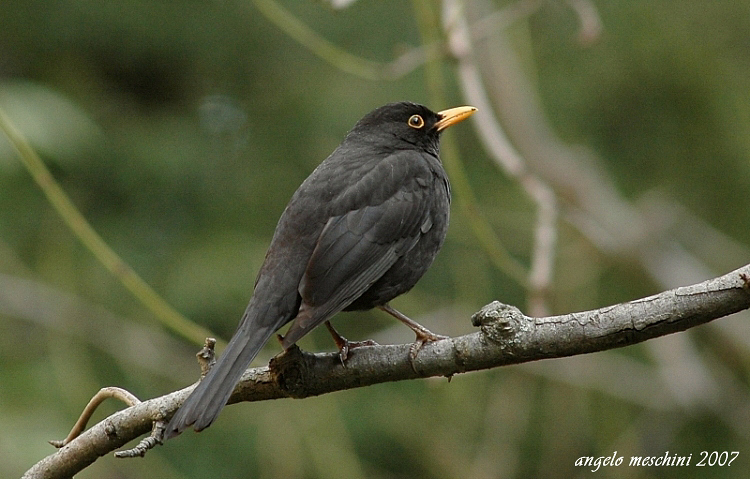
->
[197,337,217,377]
[49,387,141,448]
[109,338,216,459]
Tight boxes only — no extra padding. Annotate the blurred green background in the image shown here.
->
[2,0,750,478]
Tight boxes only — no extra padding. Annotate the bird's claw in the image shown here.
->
[408,330,448,366]
[337,338,379,363]
[325,321,378,364]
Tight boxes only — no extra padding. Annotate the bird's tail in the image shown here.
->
[163,304,284,439]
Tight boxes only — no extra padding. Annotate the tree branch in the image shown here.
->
[23,264,750,479]
[443,0,559,316]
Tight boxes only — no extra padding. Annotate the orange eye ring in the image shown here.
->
[407,114,425,129]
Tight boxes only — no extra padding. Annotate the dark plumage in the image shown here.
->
[164,101,476,439]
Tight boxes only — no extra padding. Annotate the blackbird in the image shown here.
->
[164,101,476,439]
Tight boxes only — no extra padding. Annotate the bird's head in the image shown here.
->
[346,102,476,157]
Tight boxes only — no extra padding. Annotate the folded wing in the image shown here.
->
[281,151,435,347]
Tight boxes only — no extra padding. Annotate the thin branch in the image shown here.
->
[250,0,384,80]
[456,0,729,294]
[525,179,557,317]
[23,264,750,479]
[49,387,141,448]
[412,0,530,286]
[0,107,217,348]
[250,0,443,81]
[252,0,541,82]
[443,0,559,315]
[456,0,750,433]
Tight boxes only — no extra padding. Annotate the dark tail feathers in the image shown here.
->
[163,318,279,439]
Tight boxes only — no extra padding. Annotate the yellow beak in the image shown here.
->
[435,106,477,131]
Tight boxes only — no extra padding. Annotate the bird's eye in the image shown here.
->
[407,114,425,129]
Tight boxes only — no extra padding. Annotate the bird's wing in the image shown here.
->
[281,151,435,346]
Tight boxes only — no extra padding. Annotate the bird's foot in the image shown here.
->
[377,304,448,367]
[325,321,379,363]
[408,328,448,362]
[338,338,380,363]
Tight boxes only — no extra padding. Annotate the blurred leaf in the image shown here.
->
[0,81,102,169]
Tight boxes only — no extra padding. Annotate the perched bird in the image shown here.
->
[164,101,476,439]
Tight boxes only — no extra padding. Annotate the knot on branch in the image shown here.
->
[471,301,525,344]
[269,345,318,399]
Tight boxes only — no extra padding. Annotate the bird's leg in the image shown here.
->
[378,304,448,361]
[325,321,378,363]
